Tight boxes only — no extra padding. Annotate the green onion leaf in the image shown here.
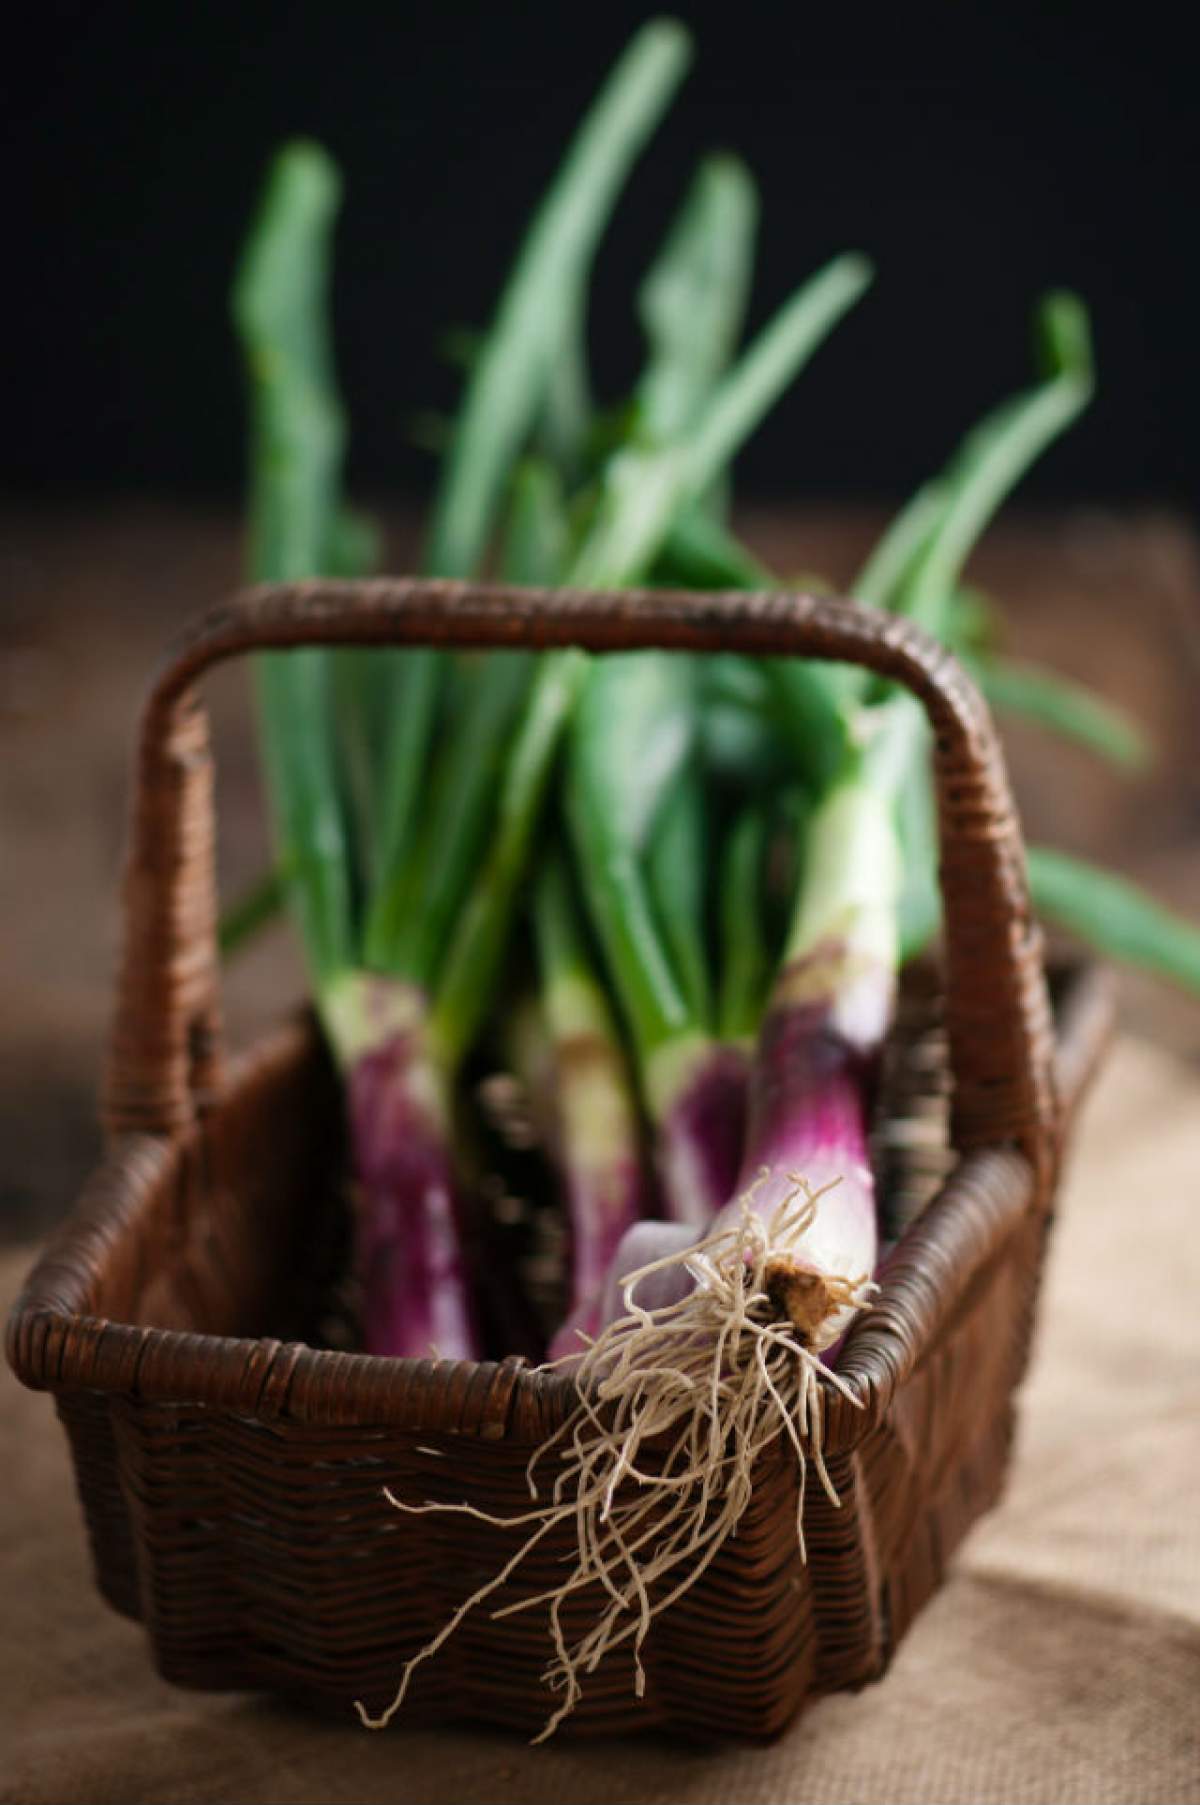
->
[636,153,759,443]
[431,650,589,1066]
[859,291,1096,804]
[566,654,699,1060]
[370,651,536,988]
[426,18,691,578]
[898,292,1094,638]
[570,252,873,588]
[652,506,772,589]
[500,459,572,586]
[980,657,1153,773]
[718,806,771,1039]
[852,481,948,613]
[647,769,713,1029]
[328,515,388,893]
[1028,847,1200,995]
[455,239,866,1074]
[369,23,690,974]
[231,139,356,987]
[218,865,288,959]
[894,739,941,964]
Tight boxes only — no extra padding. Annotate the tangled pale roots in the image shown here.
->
[357,1171,873,1741]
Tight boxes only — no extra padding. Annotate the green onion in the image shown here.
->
[646,769,713,1029]
[232,140,357,996]
[636,153,759,444]
[532,851,649,1308]
[365,18,691,979]
[424,20,690,578]
[569,253,872,588]
[217,865,288,960]
[980,657,1153,772]
[1028,847,1200,995]
[717,805,772,1040]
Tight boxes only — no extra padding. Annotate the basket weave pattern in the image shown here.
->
[7,581,1113,1737]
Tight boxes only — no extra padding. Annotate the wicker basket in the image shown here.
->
[7,578,1113,1740]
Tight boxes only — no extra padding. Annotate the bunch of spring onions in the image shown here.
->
[230,19,1200,1732]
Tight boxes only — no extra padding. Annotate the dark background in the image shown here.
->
[3,3,1195,509]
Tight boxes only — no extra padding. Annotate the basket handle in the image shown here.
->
[103,578,1060,1188]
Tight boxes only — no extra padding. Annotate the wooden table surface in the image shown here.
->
[2,502,1198,1244]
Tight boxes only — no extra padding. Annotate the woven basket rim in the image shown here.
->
[6,960,1115,1454]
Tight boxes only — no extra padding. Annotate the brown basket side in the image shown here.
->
[9,1015,343,1376]
[98,1390,821,1738]
[8,965,1110,1738]
[66,975,1115,1722]
[45,1121,1035,1732]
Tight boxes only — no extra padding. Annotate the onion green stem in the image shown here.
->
[366,21,691,976]
[718,806,771,1040]
[231,140,356,992]
[1028,847,1200,995]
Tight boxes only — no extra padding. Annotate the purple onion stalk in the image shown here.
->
[645,1038,750,1228]
[323,974,480,1361]
[529,855,653,1344]
[535,974,754,1351]
[553,1016,652,1306]
[553,771,899,1359]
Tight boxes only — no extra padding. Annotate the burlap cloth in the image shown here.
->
[3,1035,1198,1804]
